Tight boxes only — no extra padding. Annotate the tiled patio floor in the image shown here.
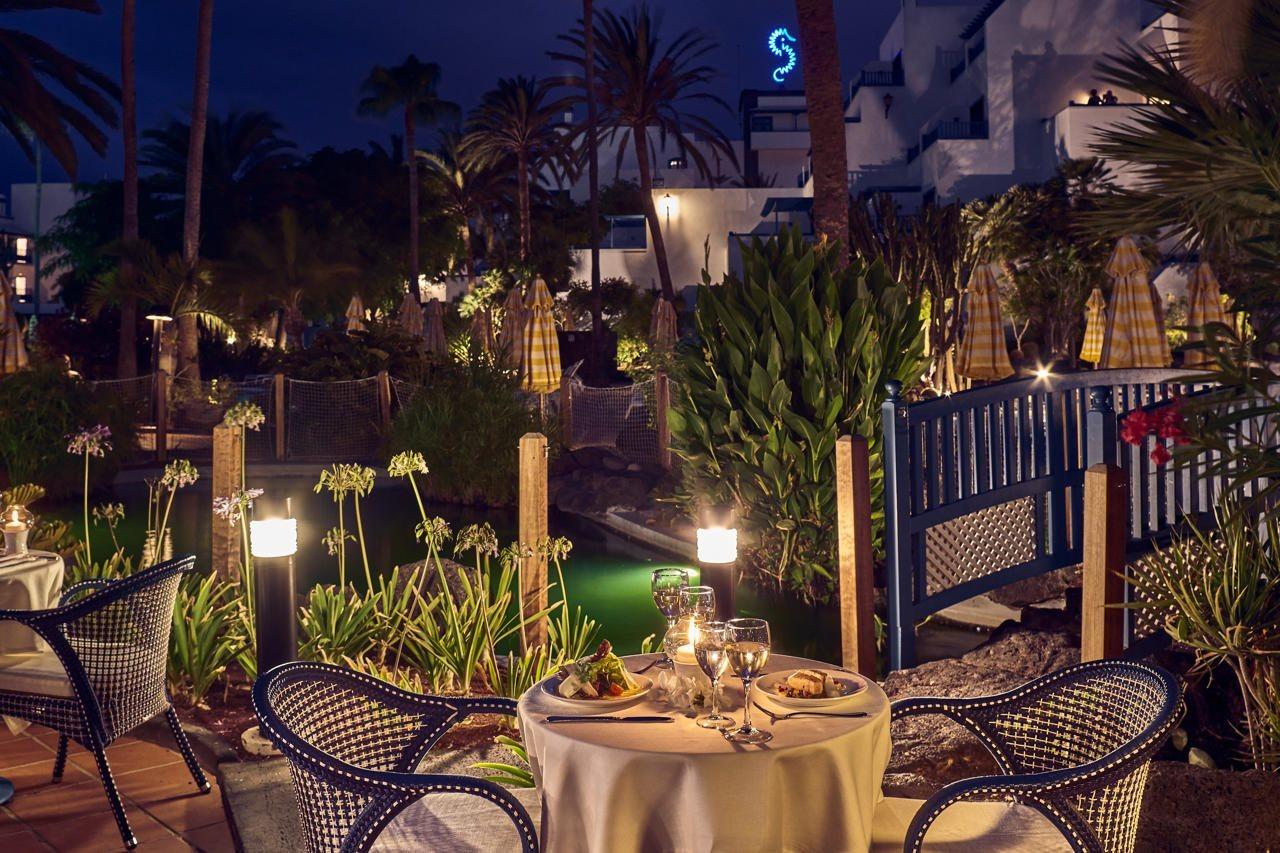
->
[0,723,234,851]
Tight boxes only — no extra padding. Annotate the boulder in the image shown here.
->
[986,565,1081,607]
[1136,761,1280,852]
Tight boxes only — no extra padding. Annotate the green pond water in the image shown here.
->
[57,475,844,661]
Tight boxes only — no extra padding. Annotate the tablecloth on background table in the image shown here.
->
[0,550,65,735]
[519,653,891,853]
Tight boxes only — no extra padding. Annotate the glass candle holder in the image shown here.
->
[2,504,34,556]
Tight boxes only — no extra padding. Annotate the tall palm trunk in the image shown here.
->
[117,0,138,378]
[517,150,531,261]
[177,0,215,381]
[632,128,674,300]
[584,0,605,378]
[795,0,849,268]
[404,108,421,302]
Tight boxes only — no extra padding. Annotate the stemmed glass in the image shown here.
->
[693,621,735,730]
[680,585,716,626]
[651,568,690,667]
[723,617,772,744]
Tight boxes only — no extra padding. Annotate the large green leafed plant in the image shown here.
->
[669,228,926,600]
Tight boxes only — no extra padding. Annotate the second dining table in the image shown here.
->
[518,652,891,853]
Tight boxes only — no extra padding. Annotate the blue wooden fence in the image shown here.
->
[880,368,1209,670]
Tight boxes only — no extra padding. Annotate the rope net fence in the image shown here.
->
[563,364,660,466]
[166,376,276,460]
[286,377,381,461]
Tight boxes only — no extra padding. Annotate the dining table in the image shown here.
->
[518,652,891,853]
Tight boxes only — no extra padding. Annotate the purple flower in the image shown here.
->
[66,425,112,457]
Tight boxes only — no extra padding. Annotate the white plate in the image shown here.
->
[541,673,653,707]
[756,670,867,709]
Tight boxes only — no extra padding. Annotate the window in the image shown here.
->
[13,238,27,260]
[13,275,27,298]
[750,115,774,132]
[667,157,687,169]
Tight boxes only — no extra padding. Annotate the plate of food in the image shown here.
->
[543,641,652,706]
[756,668,867,709]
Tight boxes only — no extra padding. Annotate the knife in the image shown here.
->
[544,715,673,724]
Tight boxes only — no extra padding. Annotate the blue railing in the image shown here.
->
[880,368,1196,670]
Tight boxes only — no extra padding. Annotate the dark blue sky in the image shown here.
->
[1,0,899,188]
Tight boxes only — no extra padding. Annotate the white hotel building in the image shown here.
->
[573,0,1177,295]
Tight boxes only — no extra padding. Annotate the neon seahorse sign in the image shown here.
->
[768,27,798,84]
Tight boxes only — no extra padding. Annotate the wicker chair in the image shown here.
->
[253,660,538,853]
[890,660,1182,853]
[0,555,209,849]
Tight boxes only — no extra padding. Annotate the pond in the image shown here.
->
[61,471,845,661]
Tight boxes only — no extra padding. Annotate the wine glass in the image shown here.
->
[694,621,735,730]
[651,568,690,667]
[723,617,772,744]
[680,585,716,625]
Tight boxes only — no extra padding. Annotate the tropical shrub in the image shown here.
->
[167,573,247,706]
[279,322,431,381]
[669,228,926,600]
[0,365,138,496]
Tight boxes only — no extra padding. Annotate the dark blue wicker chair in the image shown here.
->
[253,660,538,853]
[0,555,209,849]
[890,659,1182,853]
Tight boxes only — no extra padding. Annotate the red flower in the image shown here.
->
[1120,409,1155,446]
[1150,443,1172,466]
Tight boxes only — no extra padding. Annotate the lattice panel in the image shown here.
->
[287,378,381,460]
[924,496,1037,597]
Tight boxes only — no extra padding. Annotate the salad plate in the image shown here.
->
[756,669,867,709]
[543,641,653,706]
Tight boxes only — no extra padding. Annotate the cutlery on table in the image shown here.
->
[751,702,868,722]
[629,658,662,675]
[544,715,674,724]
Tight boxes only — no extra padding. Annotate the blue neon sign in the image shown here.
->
[768,27,798,84]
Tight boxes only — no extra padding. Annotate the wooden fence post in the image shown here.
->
[155,370,169,463]
[1082,463,1128,661]
[211,424,245,581]
[559,373,573,447]
[655,370,672,470]
[836,435,878,675]
[376,370,393,432]
[273,373,287,461]
[519,433,549,649]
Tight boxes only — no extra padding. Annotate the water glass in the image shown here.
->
[680,585,716,625]
[723,617,772,744]
[651,568,690,665]
[694,621,735,730]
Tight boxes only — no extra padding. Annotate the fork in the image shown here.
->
[629,657,663,675]
[752,702,869,722]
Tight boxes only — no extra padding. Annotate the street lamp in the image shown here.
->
[249,499,298,676]
[696,505,738,620]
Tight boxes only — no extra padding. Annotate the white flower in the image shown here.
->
[223,401,266,431]
[387,450,428,478]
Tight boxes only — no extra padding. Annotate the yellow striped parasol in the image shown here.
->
[423,298,448,358]
[470,306,496,357]
[1100,236,1170,368]
[1079,288,1107,365]
[650,296,678,353]
[956,263,1014,381]
[499,286,527,369]
[520,278,561,394]
[1183,262,1228,368]
[397,291,423,338]
[344,294,366,334]
[0,278,27,375]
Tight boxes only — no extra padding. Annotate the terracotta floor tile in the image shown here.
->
[2,758,94,795]
[181,820,237,853]
[29,809,189,851]
[0,828,53,851]
[4,778,113,825]
[67,740,185,777]
[123,775,224,833]
[0,732,54,769]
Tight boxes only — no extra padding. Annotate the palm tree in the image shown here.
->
[0,0,118,177]
[463,76,575,263]
[554,5,735,300]
[118,0,138,378]
[358,55,460,302]
[582,0,604,374]
[795,0,849,264]
[418,132,510,277]
[176,0,214,381]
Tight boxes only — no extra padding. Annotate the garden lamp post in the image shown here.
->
[249,500,298,675]
[696,505,738,620]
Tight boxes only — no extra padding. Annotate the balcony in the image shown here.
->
[967,37,985,64]
[921,119,989,151]
[848,66,904,101]
[940,50,966,83]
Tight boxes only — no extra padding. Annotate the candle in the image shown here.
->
[3,521,25,533]
[675,643,697,665]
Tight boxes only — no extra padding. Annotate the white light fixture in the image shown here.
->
[13,275,26,297]
[14,238,28,258]
[250,518,297,559]
[1034,365,1052,381]
[659,192,678,220]
[696,527,737,564]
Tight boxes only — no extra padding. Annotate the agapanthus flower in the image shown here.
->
[322,527,354,556]
[161,458,199,490]
[66,425,112,457]
[212,488,265,526]
[315,463,376,497]
[538,535,573,562]
[387,450,429,478]
[92,503,125,524]
[455,523,499,558]
[223,401,266,431]
[415,517,452,550]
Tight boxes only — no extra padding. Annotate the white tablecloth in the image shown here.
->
[519,653,891,853]
[0,551,63,653]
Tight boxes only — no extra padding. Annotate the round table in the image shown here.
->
[518,653,891,853]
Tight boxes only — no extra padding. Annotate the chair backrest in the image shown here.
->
[254,662,460,853]
[51,556,195,742]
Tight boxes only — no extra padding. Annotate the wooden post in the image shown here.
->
[211,424,244,580]
[559,373,573,447]
[273,373,286,461]
[836,435,878,675]
[1082,463,1128,661]
[155,370,169,463]
[655,370,672,470]
[376,370,393,431]
[519,433,549,649]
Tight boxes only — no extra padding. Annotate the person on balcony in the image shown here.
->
[1087,88,1103,105]
[1102,89,1120,105]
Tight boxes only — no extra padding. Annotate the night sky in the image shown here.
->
[1,1,899,189]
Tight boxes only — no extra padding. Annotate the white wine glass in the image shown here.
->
[723,617,772,744]
[651,568,690,667]
[680,585,716,624]
[694,621,735,730]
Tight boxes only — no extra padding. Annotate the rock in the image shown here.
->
[600,454,629,472]
[240,724,280,757]
[1137,761,1280,852]
[881,622,1080,796]
[626,462,643,472]
[553,469,652,515]
[1187,747,1217,769]
[396,557,475,602]
[986,565,1081,607]
[1172,727,1188,751]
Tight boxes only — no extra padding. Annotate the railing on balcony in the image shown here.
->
[967,37,985,64]
[849,66,905,101]
[921,119,988,152]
